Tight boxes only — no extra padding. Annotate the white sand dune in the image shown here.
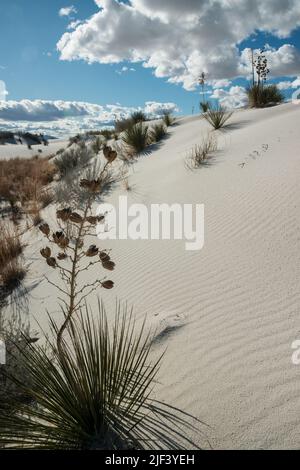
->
[9,102,300,449]
[0,139,68,160]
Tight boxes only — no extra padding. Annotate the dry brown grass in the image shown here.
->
[0,222,26,292]
[0,156,56,219]
[185,134,218,169]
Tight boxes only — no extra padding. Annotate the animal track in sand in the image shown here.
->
[239,143,269,168]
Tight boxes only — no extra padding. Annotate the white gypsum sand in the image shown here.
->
[5,102,300,449]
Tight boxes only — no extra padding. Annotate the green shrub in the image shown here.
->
[162,112,174,127]
[131,111,147,123]
[203,105,233,130]
[149,122,167,143]
[122,122,149,154]
[247,84,284,108]
[200,102,210,113]
[0,303,198,449]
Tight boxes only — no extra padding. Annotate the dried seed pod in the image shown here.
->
[102,280,114,289]
[80,179,101,193]
[86,245,99,257]
[86,215,104,225]
[46,257,57,268]
[102,260,115,271]
[69,212,83,224]
[99,252,110,262]
[57,253,67,260]
[39,223,50,236]
[56,208,71,222]
[59,236,69,249]
[53,231,64,244]
[40,247,51,259]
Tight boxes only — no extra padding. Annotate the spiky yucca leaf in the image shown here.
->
[149,123,167,143]
[247,84,283,108]
[122,123,149,154]
[0,302,199,449]
[203,106,233,130]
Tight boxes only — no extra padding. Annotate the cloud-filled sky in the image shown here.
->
[0,0,299,136]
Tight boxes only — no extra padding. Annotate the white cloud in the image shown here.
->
[211,79,232,89]
[239,45,300,79]
[57,0,300,90]
[144,101,179,116]
[67,20,82,30]
[116,66,136,75]
[0,98,178,137]
[211,86,248,109]
[0,80,8,101]
[277,76,300,89]
[59,5,77,17]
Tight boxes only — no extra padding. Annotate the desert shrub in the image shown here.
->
[149,122,167,143]
[54,143,93,178]
[200,102,210,113]
[247,84,284,108]
[0,302,198,450]
[0,223,26,294]
[91,136,103,154]
[115,118,133,134]
[203,105,233,130]
[55,154,121,208]
[162,111,174,127]
[131,110,147,123]
[122,122,149,154]
[1,259,26,293]
[38,189,54,208]
[0,156,56,214]
[185,134,217,169]
[0,308,35,414]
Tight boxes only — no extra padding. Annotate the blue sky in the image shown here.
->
[0,0,299,136]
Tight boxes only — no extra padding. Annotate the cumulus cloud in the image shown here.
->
[0,98,178,137]
[210,79,232,89]
[57,0,300,90]
[211,86,248,109]
[0,80,8,101]
[59,5,77,17]
[144,101,178,116]
[277,76,300,90]
[239,45,300,79]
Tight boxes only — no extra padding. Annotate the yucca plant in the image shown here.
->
[0,302,199,449]
[131,110,147,123]
[200,101,210,113]
[203,105,233,130]
[122,122,149,154]
[247,84,283,108]
[162,112,174,127]
[149,122,167,143]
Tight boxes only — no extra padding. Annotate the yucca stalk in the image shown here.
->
[39,153,118,356]
[0,302,199,450]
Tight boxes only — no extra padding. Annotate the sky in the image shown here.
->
[0,0,299,137]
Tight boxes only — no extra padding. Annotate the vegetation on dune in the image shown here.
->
[247,83,283,108]
[202,105,233,130]
[131,110,147,123]
[122,122,149,154]
[247,48,284,108]
[162,111,175,127]
[0,223,26,295]
[149,122,167,143]
[0,155,56,223]
[185,134,218,169]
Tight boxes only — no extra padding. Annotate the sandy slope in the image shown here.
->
[0,139,67,160]
[7,102,300,449]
